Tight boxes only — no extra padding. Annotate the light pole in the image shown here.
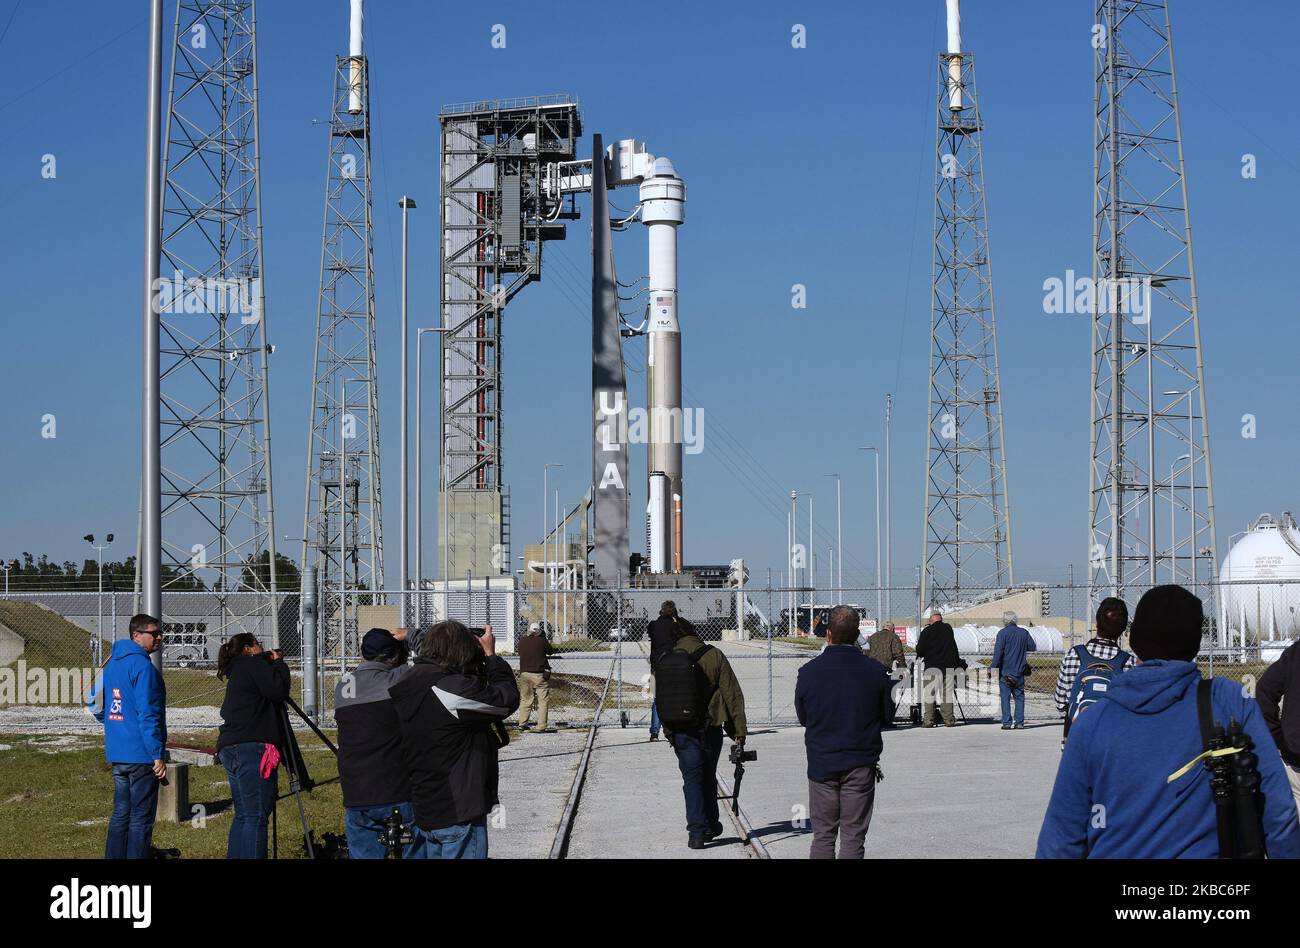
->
[860,447,882,621]
[1169,453,1190,583]
[543,463,563,634]
[884,393,893,601]
[1,559,11,596]
[141,0,163,673]
[807,495,814,604]
[84,533,113,663]
[824,473,842,605]
[398,197,416,625]
[1165,390,1196,591]
[789,490,798,636]
[415,328,451,626]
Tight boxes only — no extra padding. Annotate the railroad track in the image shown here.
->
[548,647,769,859]
[548,656,614,859]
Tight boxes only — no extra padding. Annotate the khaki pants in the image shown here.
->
[518,671,549,729]
[921,668,958,726]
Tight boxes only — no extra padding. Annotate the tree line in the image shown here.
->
[1,550,302,593]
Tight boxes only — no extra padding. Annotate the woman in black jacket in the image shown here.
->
[215,632,290,859]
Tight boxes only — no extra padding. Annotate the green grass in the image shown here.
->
[0,730,347,859]
[0,599,94,669]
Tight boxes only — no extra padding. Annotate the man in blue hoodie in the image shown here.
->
[1037,586,1300,859]
[90,613,167,859]
[991,611,1035,730]
[795,605,895,858]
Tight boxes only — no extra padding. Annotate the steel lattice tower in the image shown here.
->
[920,33,1014,610]
[437,97,581,579]
[302,49,383,594]
[1088,0,1217,615]
[158,0,278,631]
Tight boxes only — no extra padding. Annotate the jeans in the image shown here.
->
[808,765,877,859]
[649,701,661,738]
[345,802,424,859]
[414,817,488,859]
[218,742,278,859]
[669,725,724,840]
[105,763,159,859]
[999,675,1026,727]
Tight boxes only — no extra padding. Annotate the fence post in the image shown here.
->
[302,566,318,723]
[616,571,624,724]
[767,569,774,723]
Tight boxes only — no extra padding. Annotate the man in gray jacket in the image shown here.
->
[335,627,421,858]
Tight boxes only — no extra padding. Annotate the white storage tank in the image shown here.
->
[1217,512,1300,647]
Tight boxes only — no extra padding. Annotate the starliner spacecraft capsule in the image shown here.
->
[640,156,686,572]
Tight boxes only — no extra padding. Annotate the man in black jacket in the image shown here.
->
[1257,639,1300,816]
[335,628,420,858]
[915,612,967,727]
[795,606,895,858]
[388,621,519,859]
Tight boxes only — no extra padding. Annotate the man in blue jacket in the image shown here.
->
[90,613,167,859]
[795,605,895,859]
[1037,586,1300,859]
[991,611,1035,730]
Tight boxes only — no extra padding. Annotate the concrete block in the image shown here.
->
[155,762,189,823]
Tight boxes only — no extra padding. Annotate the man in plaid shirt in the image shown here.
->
[1055,597,1135,737]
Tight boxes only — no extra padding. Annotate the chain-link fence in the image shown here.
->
[1,579,1294,729]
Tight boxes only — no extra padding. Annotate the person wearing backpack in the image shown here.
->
[655,616,748,849]
[1055,596,1135,744]
[1036,585,1300,858]
[646,601,688,742]
[795,606,895,858]
[991,611,1036,730]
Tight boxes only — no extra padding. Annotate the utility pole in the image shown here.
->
[399,196,416,622]
[141,0,163,672]
[861,447,882,621]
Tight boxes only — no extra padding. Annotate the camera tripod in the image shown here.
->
[270,696,340,859]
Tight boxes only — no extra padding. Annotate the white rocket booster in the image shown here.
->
[945,0,963,111]
[641,156,686,572]
[946,0,963,111]
[348,0,364,114]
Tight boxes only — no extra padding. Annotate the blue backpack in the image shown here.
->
[1066,644,1129,722]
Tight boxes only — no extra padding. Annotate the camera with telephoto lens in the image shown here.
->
[729,744,757,766]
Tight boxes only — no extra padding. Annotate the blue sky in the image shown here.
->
[2,0,1298,589]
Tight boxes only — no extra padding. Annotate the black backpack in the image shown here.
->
[655,644,714,730]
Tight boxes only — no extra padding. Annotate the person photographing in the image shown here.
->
[388,621,519,858]
[215,632,290,859]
